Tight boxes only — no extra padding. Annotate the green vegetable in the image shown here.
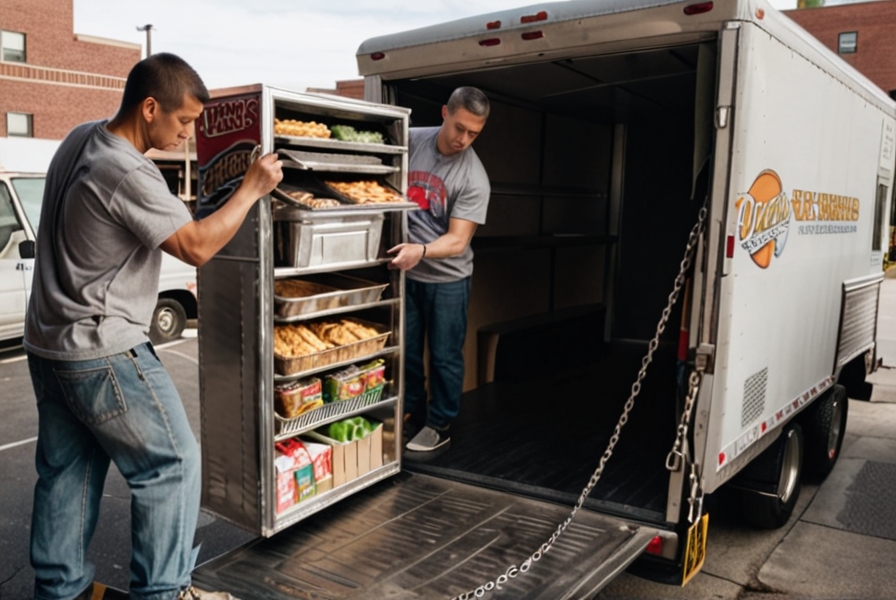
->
[327,416,373,442]
[330,124,385,144]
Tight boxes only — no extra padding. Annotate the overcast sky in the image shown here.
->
[73,0,805,93]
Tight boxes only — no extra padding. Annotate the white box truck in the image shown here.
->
[186,0,896,597]
[0,169,198,345]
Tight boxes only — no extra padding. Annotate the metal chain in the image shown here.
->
[450,202,709,600]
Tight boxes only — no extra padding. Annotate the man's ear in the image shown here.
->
[441,105,448,120]
[142,97,159,123]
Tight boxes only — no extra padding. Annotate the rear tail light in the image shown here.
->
[684,2,714,15]
[645,535,664,555]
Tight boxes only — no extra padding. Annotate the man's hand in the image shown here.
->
[388,242,425,271]
[241,152,283,199]
[161,152,283,267]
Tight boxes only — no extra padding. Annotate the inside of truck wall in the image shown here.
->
[392,40,712,523]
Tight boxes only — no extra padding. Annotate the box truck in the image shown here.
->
[187,0,896,597]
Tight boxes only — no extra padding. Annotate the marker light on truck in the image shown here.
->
[521,10,548,23]
[479,38,502,47]
[487,20,502,30]
[645,535,664,555]
[522,31,545,41]
[683,1,714,15]
[727,235,736,258]
[370,52,385,61]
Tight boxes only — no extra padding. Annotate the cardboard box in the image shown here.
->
[307,421,383,488]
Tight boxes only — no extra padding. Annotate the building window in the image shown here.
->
[0,30,26,63]
[838,31,857,54]
[7,112,33,137]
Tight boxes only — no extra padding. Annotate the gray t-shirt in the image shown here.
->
[406,127,490,283]
[24,120,193,361]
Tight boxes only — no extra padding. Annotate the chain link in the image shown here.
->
[450,203,709,600]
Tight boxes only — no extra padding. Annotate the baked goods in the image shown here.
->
[274,319,382,359]
[284,190,342,209]
[274,279,337,299]
[274,119,331,138]
[325,180,403,204]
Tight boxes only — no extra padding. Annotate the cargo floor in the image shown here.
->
[404,341,679,520]
[191,471,657,599]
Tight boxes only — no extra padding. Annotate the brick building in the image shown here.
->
[784,0,896,99]
[0,0,140,140]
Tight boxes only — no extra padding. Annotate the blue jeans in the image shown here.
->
[404,277,471,429]
[28,343,201,600]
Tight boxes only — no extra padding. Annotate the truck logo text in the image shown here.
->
[199,98,259,138]
[736,170,862,268]
[736,170,790,269]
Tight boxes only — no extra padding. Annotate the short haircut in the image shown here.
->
[447,87,490,120]
[119,52,209,115]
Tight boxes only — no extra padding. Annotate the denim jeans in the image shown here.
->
[404,277,471,429]
[28,342,201,600]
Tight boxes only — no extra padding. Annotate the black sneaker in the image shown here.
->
[179,585,240,600]
[406,425,450,452]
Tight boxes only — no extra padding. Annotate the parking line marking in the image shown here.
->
[0,437,37,452]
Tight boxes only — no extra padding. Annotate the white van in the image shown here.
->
[0,170,197,345]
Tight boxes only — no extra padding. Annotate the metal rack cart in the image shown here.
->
[195,85,414,536]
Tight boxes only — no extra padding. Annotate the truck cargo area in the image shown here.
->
[393,40,711,523]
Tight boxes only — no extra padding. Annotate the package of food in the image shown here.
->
[322,365,364,403]
[300,439,333,483]
[358,359,386,391]
[274,377,323,418]
[274,439,317,506]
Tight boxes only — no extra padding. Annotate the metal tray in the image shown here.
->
[274,318,390,376]
[318,177,417,209]
[272,179,354,211]
[274,273,389,319]
[274,385,387,440]
[278,148,398,175]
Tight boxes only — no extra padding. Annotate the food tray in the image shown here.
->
[272,179,353,211]
[274,319,390,376]
[274,273,389,319]
[319,177,415,208]
[278,148,398,175]
[274,385,386,439]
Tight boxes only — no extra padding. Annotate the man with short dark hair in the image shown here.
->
[389,86,491,452]
[24,53,281,600]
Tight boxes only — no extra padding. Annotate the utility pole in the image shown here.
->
[136,24,153,58]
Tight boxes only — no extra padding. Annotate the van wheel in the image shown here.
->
[799,384,848,481]
[150,298,187,344]
[735,423,803,529]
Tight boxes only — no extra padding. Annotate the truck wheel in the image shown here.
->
[735,423,803,529]
[150,298,187,345]
[799,384,848,481]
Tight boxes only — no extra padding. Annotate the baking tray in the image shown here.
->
[274,273,389,319]
[318,177,417,209]
[272,179,354,211]
[274,319,390,376]
[278,148,398,175]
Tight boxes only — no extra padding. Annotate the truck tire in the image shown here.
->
[150,298,187,345]
[735,423,803,529]
[798,384,848,481]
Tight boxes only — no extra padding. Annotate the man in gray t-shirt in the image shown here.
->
[24,54,281,600]
[389,87,490,453]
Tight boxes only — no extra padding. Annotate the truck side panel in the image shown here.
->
[704,21,894,488]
